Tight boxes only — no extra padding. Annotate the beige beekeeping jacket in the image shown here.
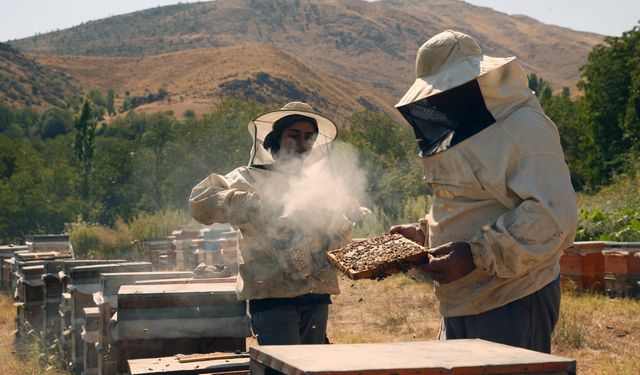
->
[420,61,577,317]
[189,147,351,301]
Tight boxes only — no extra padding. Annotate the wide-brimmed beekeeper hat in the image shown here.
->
[249,102,337,146]
[395,30,516,108]
[248,102,338,166]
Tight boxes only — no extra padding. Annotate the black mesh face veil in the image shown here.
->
[397,79,496,157]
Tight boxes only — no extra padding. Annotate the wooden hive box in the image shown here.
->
[250,339,576,375]
[82,307,101,375]
[60,291,73,361]
[114,282,249,374]
[2,257,17,292]
[18,264,45,334]
[603,249,640,297]
[0,245,27,290]
[26,234,74,255]
[142,239,173,271]
[561,242,607,292]
[96,271,193,375]
[68,262,152,375]
[42,259,128,345]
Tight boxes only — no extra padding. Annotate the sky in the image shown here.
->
[0,0,639,42]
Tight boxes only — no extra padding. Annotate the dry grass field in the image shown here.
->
[2,273,639,374]
[329,273,640,374]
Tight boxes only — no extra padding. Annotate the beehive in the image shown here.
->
[82,307,100,375]
[95,271,193,375]
[67,262,152,375]
[604,250,640,297]
[114,282,249,373]
[0,245,27,290]
[42,259,128,345]
[250,339,576,375]
[16,264,45,334]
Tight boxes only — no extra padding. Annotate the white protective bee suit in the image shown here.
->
[396,30,577,353]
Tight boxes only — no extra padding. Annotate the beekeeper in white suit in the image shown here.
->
[390,30,577,353]
[189,102,354,345]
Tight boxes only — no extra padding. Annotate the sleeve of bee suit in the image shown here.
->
[189,168,263,226]
[468,152,577,279]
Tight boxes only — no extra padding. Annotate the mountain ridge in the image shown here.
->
[11,0,603,94]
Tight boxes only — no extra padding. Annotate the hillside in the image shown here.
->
[12,0,603,102]
[0,43,78,108]
[33,45,396,120]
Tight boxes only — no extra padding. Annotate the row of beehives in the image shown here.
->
[560,241,640,297]
[142,224,240,274]
[1,234,251,375]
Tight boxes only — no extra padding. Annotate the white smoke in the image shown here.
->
[258,140,369,235]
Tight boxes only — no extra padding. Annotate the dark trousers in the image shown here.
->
[441,277,560,353]
[250,303,329,345]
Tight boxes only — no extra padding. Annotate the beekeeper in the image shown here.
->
[390,30,577,353]
[189,102,353,345]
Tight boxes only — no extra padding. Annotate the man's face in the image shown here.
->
[277,121,318,160]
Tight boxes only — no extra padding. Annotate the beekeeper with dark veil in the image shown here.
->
[189,102,354,345]
[389,30,577,353]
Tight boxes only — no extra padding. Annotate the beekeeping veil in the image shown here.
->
[248,102,338,167]
[395,30,516,156]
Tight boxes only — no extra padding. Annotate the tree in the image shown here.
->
[341,111,426,219]
[107,89,115,116]
[577,25,640,187]
[40,107,74,139]
[527,73,551,99]
[74,99,97,205]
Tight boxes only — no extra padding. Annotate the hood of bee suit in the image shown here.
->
[247,102,338,167]
[395,30,534,157]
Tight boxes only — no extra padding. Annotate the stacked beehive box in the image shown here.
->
[95,271,193,375]
[169,227,203,271]
[559,242,605,292]
[604,248,640,298]
[82,307,101,375]
[560,242,640,297]
[16,264,45,335]
[0,245,28,291]
[26,234,74,255]
[42,259,127,346]
[142,239,173,271]
[13,251,73,336]
[113,282,249,374]
[2,257,16,291]
[201,225,240,274]
[66,262,152,375]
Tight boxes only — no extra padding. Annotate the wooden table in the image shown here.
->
[250,339,576,375]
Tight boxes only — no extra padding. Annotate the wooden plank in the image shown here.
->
[118,337,246,374]
[128,355,249,375]
[250,339,576,375]
[177,352,249,363]
[134,277,236,285]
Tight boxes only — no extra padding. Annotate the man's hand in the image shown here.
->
[388,223,425,245]
[426,242,475,284]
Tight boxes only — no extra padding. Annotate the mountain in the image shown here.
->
[0,42,78,107]
[9,0,603,116]
[33,45,396,119]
